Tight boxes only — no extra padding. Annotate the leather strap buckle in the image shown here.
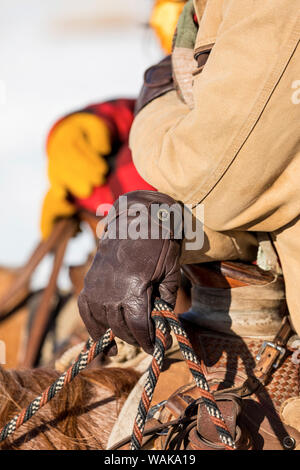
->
[256,341,286,369]
[147,400,167,420]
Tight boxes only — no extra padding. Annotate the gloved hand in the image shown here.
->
[78,190,183,354]
[40,112,112,239]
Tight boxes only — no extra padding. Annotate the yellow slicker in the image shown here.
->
[41,2,186,239]
[41,113,111,239]
[150,0,186,54]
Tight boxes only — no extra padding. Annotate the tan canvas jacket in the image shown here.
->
[130,0,300,334]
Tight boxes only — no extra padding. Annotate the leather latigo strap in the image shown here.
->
[182,261,275,289]
[154,386,245,450]
[0,219,74,317]
[21,220,77,368]
[214,315,293,396]
[192,46,213,77]
[135,55,175,115]
[254,316,292,384]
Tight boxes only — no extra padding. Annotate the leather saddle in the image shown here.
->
[152,261,300,450]
[111,260,300,450]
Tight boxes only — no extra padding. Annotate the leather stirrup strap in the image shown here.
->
[0,219,76,317]
[254,315,292,384]
[220,315,293,398]
[20,219,77,367]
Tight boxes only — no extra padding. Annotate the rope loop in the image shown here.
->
[130,300,235,450]
[0,300,235,450]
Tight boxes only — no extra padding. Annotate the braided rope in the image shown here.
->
[0,300,235,450]
[130,300,235,450]
[130,311,168,450]
[55,341,87,373]
[0,331,113,442]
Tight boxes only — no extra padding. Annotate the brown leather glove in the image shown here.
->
[135,55,175,115]
[78,190,183,354]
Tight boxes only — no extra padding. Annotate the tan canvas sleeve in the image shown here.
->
[272,217,300,336]
[130,0,300,208]
[193,0,223,51]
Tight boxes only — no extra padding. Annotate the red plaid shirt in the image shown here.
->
[47,98,155,214]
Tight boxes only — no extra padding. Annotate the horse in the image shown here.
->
[0,365,140,450]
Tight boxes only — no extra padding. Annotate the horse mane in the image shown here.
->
[0,365,140,450]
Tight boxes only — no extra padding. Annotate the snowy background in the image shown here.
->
[0,0,162,289]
